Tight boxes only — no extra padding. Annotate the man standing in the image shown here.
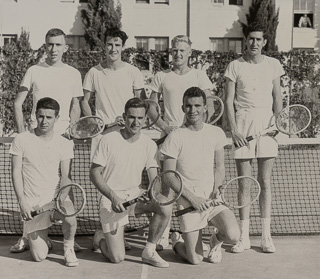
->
[12,28,83,253]
[91,98,171,268]
[224,23,285,253]
[11,97,78,267]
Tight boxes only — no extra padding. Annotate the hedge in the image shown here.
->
[1,43,320,137]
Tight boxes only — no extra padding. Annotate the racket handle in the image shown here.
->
[174,207,195,217]
[234,135,254,147]
[30,210,39,217]
[122,199,137,209]
[155,135,167,146]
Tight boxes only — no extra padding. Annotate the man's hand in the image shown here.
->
[19,200,34,221]
[232,130,248,148]
[111,195,126,213]
[189,195,211,212]
[115,116,125,127]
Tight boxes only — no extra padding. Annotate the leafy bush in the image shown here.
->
[1,39,319,137]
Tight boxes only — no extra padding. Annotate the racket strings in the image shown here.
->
[277,105,311,135]
[56,185,86,216]
[223,177,260,208]
[70,117,104,139]
[150,172,182,205]
[204,96,224,125]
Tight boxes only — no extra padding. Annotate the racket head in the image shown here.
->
[55,183,86,217]
[219,176,261,209]
[143,99,161,129]
[149,170,183,206]
[275,105,311,135]
[204,95,224,125]
[69,116,105,139]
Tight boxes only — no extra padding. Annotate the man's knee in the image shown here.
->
[187,254,203,265]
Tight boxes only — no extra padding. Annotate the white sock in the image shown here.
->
[239,219,250,241]
[22,225,27,239]
[145,242,156,251]
[64,239,74,252]
[261,218,271,240]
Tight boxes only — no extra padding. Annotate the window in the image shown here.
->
[136,0,150,3]
[155,0,169,4]
[293,0,314,28]
[294,0,314,11]
[229,0,243,5]
[210,38,242,53]
[136,37,149,50]
[1,34,17,46]
[155,38,169,51]
[211,0,224,4]
[66,35,86,49]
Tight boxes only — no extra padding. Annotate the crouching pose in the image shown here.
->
[10,97,79,267]
[91,98,171,268]
[161,87,240,264]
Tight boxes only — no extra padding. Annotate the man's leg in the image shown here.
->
[28,229,49,262]
[139,202,171,268]
[208,208,240,263]
[257,157,276,253]
[171,230,204,265]
[231,158,253,253]
[93,227,126,263]
[55,206,79,267]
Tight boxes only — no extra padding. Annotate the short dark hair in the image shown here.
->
[36,97,60,116]
[243,22,267,39]
[124,98,148,115]
[45,28,66,42]
[105,28,128,46]
[183,87,207,105]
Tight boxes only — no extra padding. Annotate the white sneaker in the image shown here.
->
[156,236,169,251]
[10,237,29,253]
[64,248,79,267]
[170,231,183,254]
[141,248,169,268]
[261,237,276,253]
[208,234,222,263]
[92,229,105,252]
[231,238,251,253]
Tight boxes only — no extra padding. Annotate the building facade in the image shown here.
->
[0,0,319,51]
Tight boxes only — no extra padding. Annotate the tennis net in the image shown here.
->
[0,137,319,236]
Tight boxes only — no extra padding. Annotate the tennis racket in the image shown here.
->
[204,95,224,125]
[122,170,183,208]
[68,116,105,140]
[155,95,224,146]
[235,104,311,147]
[174,176,261,217]
[103,99,162,134]
[30,183,86,218]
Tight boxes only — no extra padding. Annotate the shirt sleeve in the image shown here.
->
[9,134,24,157]
[160,130,181,159]
[131,67,145,90]
[224,60,238,83]
[145,140,159,170]
[148,71,165,93]
[214,127,228,151]
[83,67,95,93]
[197,70,213,90]
[92,136,108,167]
[20,67,33,91]
[72,69,84,98]
[272,59,285,80]
[60,138,74,161]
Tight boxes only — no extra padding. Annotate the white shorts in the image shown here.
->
[177,186,227,233]
[233,108,278,159]
[24,199,74,235]
[99,188,142,233]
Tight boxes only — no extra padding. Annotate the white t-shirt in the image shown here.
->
[83,62,145,124]
[9,131,74,208]
[160,124,227,191]
[20,62,83,130]
[149,69,213,127]
[224,55,285,111]
[92,130,158,191]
